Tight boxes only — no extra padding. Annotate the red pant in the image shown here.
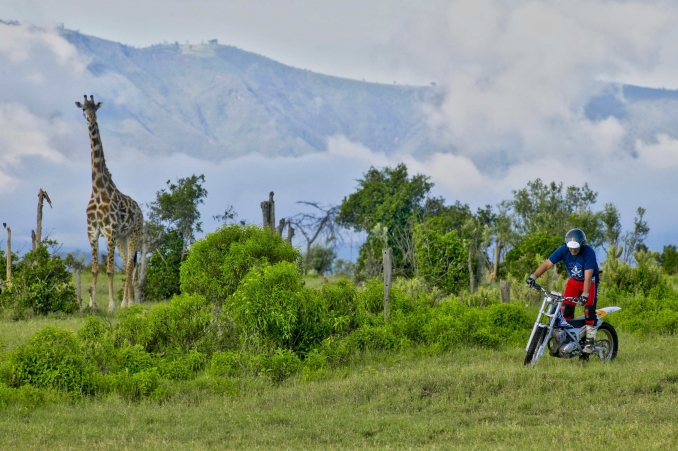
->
[561,277,598,326]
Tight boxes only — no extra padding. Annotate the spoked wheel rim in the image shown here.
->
[594,328,615,361]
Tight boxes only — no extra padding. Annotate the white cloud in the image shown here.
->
[0,23,87,71]
[636,134,678,168]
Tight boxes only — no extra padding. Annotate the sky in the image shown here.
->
[2,0,678,260]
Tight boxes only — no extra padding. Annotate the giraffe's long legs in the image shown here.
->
[106,237,116,311]
[88,231,99,309]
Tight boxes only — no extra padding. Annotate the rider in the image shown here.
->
[526,228,600,354]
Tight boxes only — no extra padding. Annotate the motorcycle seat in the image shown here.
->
[563,316,601,328]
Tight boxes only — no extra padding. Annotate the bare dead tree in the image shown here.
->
[33,189,52,250]
[289,202,343,269]
[261,191,276,230]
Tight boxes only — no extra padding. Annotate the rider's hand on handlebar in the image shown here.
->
[575,294,589,305]
[526,274,537,288]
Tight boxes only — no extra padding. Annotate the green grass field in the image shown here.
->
[1,312,677,450]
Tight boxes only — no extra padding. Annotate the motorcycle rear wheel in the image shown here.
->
[594,322,618,361]
[524,326,547,366]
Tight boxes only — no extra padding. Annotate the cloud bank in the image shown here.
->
[3,7,678,257]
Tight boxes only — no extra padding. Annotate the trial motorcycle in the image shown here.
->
[524,283,620,366]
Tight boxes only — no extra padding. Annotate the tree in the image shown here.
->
[414,222,468,294]
[337,164,432,234]
[337,164,433,278]
[659,245,678,275]
[601,203,622,252]
[460,206,494,292]
[503,232,563,279]
[148,174,208,260]
[289,202,342,271]
[623,207,650,264]
[213,204,239,225]
[307,245,336,276]
[144,229,184,301]
[509,179,602,245]
[142,174,208,301]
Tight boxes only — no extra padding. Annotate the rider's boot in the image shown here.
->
[582,325,597,354]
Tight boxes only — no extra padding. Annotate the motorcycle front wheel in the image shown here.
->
[524,326,547,366]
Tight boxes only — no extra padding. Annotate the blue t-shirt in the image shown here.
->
[548,244,599,282]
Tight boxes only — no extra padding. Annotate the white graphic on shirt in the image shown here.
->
[569,264,583,279]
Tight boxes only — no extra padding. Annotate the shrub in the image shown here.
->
[145,293,217,353]
[229,262,331,354]
[77,316,115,372]
[660,245,678,275]
[180,224,302,305]
[10,327,92,393]
[307,245,335,275]
[459,286,500,307]
[208,351,243,378]
[114,294,223,354]
[157,351,206,380]
[0,246,76,318]
[503,232,562,279]
[260,348,301,382]
[318,279,360,334]
[113,367,161,400]
[144,229,183,301]
[607,251,664,296]
[414,223,468,294]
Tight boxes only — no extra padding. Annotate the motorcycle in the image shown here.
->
[524,283,620,366]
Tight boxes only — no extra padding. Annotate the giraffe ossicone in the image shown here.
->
[76,94,144,311]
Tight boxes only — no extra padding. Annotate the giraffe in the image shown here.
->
[75,95,143,311]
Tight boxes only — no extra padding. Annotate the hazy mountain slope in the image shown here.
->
[61,30,443,161]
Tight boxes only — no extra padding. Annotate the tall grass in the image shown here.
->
[1,331,677,450]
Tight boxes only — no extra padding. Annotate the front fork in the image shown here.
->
[526,296,563,364]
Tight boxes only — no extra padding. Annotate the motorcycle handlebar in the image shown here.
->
[528,283,579,303]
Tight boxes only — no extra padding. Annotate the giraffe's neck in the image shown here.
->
[88,120,115,193]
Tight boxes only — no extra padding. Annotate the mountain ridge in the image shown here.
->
[60,28,445,162]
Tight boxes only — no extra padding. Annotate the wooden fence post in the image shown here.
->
[4,224,11,285]
[383,247,392,321]
[500,280,511,304]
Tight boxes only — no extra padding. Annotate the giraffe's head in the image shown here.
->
[75,95,103,122]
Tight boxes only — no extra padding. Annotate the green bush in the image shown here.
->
[113,367,162,400]
[144,229,184,301]
[10,327,92,393]
[157,351,206,380]
[607,251,664,296]
[503,232,562,279]
[229,262,331,355]
[318,279,360,334]
[180,224,302,305]
[307,244,336,275]
[260,348,302,382]
[208,350,243,378]
[0,246,77,318]
[414,223,468,294]
[77,316,115,373]
[660,245,678,275]
[114,294,225,354]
